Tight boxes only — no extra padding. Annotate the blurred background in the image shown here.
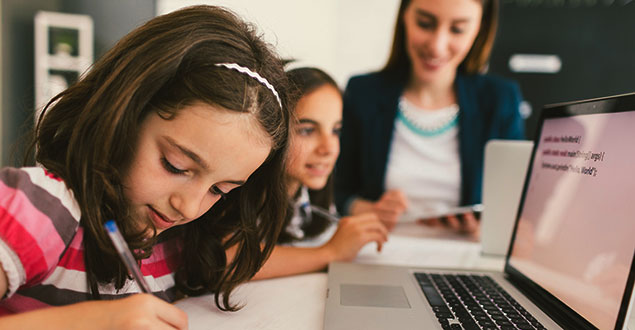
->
[1,0,634,166]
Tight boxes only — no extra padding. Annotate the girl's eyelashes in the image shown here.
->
[297,126,315,136]
[162,156,229,200]
[297,125,341,137]
[211,185,228,200]
[333,126,342,136]
[416,20,434,30]
[161,157,186,174]
[450,25,466,34]
[415,18,466,34]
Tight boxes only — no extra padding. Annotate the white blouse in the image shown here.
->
[384,97,461,221]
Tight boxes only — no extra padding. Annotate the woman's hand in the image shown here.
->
[417,211,480,237]
[0,293,188,330]
[350,190,408,231]
[371,190,408,231]
[323,212,389,262]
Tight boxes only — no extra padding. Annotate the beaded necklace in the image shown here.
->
[396,97,459,137]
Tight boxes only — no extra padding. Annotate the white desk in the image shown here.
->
[177,223,635,330]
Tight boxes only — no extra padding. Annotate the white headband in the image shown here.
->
[214,63,282,109]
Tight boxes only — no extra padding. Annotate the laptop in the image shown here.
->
[480,139,533,257]
[324,92,635,330]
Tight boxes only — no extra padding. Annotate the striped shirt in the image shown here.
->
[0,167,181,315]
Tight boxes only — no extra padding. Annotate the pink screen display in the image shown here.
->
[509,110,635,329]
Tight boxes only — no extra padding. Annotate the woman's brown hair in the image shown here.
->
[382,0,499,78]
[27,5,291,311]
[278,67,340,243]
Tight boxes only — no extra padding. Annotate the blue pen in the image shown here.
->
[104,220,152,293]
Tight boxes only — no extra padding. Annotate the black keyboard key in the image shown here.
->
[436,313,454,319]
[478,320,497,328]
[461,323,480,330]
[432,305,451,314]
[415,272,430,283]
[420,284,446,307]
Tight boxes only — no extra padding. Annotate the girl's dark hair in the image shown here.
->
[27,5,291,311]
[381,0,499,78]
[278,67,340,243]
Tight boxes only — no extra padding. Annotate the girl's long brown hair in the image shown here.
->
[382,0,499,78]
[27,5,291,311]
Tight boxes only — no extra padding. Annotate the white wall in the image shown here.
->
[157,0,400,88]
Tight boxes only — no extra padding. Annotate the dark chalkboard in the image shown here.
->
[489,0,635,139]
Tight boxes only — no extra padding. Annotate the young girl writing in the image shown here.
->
[250,67,388,280]
[0,5,291,329]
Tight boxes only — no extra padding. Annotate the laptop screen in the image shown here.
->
[507,96,635,329]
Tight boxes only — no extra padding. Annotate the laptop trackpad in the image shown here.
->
[340,284,411,308]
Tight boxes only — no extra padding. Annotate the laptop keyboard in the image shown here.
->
[414,272,547,330]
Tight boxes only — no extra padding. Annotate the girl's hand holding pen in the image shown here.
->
[101,294,188,330]
[322,212,388,262]
[100,220,187,329]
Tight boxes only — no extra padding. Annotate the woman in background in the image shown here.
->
[335,0,525,235]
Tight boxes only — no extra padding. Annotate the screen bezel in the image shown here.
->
[503,92,635,330]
